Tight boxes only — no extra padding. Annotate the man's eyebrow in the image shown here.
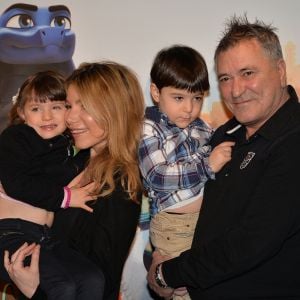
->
[4,3,38,13]
[49,5,70,14]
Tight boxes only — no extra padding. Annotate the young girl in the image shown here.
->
[0,71,104,299]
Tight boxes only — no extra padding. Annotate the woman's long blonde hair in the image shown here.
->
[66,62,145,202]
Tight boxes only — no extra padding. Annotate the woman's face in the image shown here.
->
[65,84,106,154]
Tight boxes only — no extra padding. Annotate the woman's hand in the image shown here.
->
[4,242,40,299]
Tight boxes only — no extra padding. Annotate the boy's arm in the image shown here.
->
[138,120,214,192]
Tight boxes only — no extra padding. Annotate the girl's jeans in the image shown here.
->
[0,218,105,300]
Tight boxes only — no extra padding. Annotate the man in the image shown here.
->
[147,15,300,299]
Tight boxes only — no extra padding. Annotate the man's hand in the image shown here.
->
[147,251,174,298]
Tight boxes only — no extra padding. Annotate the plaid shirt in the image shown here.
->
[139,106,215,216]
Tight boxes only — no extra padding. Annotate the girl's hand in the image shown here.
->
[68,171,85,188]
[68,182,97,213]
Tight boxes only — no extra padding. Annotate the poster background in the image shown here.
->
[1,0,299,128]
[0,1,299,299]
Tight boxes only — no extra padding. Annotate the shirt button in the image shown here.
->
[225,173,229,177]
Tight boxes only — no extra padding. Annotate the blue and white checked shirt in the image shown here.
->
[139,106,215,216]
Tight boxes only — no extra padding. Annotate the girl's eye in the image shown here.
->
[65,104,71,109]
[53,105,63,110]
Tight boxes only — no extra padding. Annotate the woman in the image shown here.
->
[5,61,145,299]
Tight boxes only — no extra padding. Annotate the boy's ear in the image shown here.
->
[150,83,160,104]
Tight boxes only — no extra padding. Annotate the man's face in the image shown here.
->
[216,39,287,137]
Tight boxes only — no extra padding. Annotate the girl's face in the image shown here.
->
[65,84,106,154]
[18,99,67,139]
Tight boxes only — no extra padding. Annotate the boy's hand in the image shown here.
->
[68,182,97,213]
[209,141,235,173]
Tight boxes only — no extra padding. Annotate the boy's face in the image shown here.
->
[151,84,204,128]
[18,99,67,139]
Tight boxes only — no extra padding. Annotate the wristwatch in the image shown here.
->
[155,263,168,289]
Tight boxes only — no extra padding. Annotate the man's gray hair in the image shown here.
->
[214,14,283,62]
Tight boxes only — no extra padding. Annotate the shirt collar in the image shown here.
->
[225,85,300,142]
[145,105,205,129]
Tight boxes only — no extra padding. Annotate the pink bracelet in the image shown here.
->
[63,186,71,209]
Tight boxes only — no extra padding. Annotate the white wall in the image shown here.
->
[1,0,299,120]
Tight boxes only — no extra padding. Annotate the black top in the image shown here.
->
[0,124,89,211]
[53,180,141,300]
[162,86,300,299]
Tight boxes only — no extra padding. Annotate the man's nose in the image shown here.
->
[231,78,244,99]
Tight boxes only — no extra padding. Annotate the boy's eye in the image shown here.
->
[31,107,39,112]
[174,96,183,101]
[194,96,203,102]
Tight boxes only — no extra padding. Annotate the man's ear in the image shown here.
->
[150,83,160,104]
[277,58,287,88]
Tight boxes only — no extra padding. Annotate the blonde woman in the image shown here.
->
[53,61,145,300]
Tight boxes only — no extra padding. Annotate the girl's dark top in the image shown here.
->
[53,179,141,300]
[0,124,89,211]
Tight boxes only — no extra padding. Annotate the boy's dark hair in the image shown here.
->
[150,44,210,93]
[214,14,283,62]
[10,70,66,125]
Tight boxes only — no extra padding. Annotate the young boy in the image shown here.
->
[139,45,233,299]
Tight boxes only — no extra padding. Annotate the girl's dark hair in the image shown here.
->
[150,44,210,93]
[10,70,66,125]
